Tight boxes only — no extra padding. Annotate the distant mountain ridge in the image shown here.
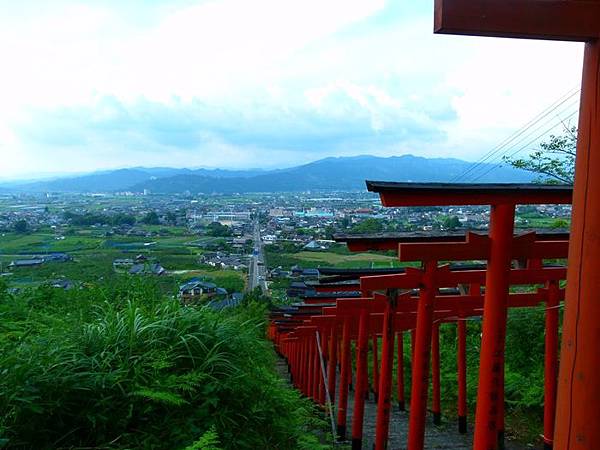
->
[1,155,534,193]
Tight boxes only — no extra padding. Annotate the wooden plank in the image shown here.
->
[366,181,572,206]
[435,0,600,42]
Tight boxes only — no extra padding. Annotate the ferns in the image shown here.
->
[0,281,325,449]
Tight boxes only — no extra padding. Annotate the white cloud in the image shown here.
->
[0,0,586,177]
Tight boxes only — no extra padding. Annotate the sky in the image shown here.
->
[0,0,584,179]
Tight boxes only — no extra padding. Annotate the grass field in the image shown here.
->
[0,228,246,293]
[266,250,401,269]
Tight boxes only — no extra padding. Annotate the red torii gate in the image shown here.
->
[432,2,599,448]
[271,255,566,449]
[365,182,571,449]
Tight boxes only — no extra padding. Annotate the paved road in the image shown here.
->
[248,219,267,293]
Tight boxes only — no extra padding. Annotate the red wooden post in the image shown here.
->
[556,40,600,450]
[397,331,406,411]
[307,338,314,398]
[431,323,442,425]
[327,324,338,405]
[313,336,321,401]
[352,310,369,450]
[337,317,352,439]
[431,2,593,446]
[372,335,379,401]
[298,337,308,395]
[375,289,399,450]
[457,317,468,434]
[408,260,437,449]
[411,328,416,361]
[473,203,515,449]
[543,281,560,450]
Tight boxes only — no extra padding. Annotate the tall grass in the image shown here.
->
[0,279,327,449]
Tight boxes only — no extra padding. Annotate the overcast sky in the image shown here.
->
[0,0,584,179]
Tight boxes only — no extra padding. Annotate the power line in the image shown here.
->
[450,86,581,182]
[470,109,579,182]
[463,99,580,181]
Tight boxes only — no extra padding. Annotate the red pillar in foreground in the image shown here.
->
[397,331,405,411]
[327,324,338,405]
[555,40,600,450]
[372,335,379,401]
[431,323,442,425]
[407,260,437,449]
[352,310,369,450]
[313,337,320,400]
[473,203,515,450]
[307,339,315,398]
[374,290,398,450]
[543,281,560,449]
[337,318,352,440]
[457,318,468,434]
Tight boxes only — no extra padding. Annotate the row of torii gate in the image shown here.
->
[269,183,571,450]
[269,1,600,449]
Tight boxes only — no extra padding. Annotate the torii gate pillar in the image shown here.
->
[434,1,600,448]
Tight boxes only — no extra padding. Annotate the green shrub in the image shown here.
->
[0,281,326,449]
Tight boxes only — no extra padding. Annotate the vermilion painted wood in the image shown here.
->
[372,335,379,401]
[337,317,352,439]
[556,40,600,450]
[366,181,572,207]
[431,323,442,425]
[397,233,568,262]
[473,203,515,449]
[434,0,600,41]
[361,266,567,292]
[272,263,567,449]
[397,331,406,411]
[457,317,468,434]
[407,260,438,449]
[375,290,403,450]
[351,309,370,450]
[327,323,338,406]
[543,281,561,449]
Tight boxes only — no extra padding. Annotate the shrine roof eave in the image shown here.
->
[366,181,573,206]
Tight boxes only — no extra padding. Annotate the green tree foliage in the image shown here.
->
[441,215,461,230]
[350,218,384,234]
[64,212,136,226]
[166,211,178,225]
[504,126,576,184]
[142,211,160,225]
[112,213,136,226]
[0,280,326,449]
[206,222,232,237]
[13,220,28,234]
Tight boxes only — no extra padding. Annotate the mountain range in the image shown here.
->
[1,155,534,194]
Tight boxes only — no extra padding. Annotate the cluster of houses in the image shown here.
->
[198,252,248,270]
[8,252,72,269]
[113,255,166,276]
[177,277,242,307]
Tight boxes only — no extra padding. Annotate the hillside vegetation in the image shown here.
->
[0,279,328,450]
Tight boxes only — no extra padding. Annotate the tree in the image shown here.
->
[165,212,177,225]
[142,211,160,225]
[504,126,576,184]
[442,215,461,230]
[351,218,384,234]
[206,222,232,237]
[112,214,136,226]
[14,219,28,234]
